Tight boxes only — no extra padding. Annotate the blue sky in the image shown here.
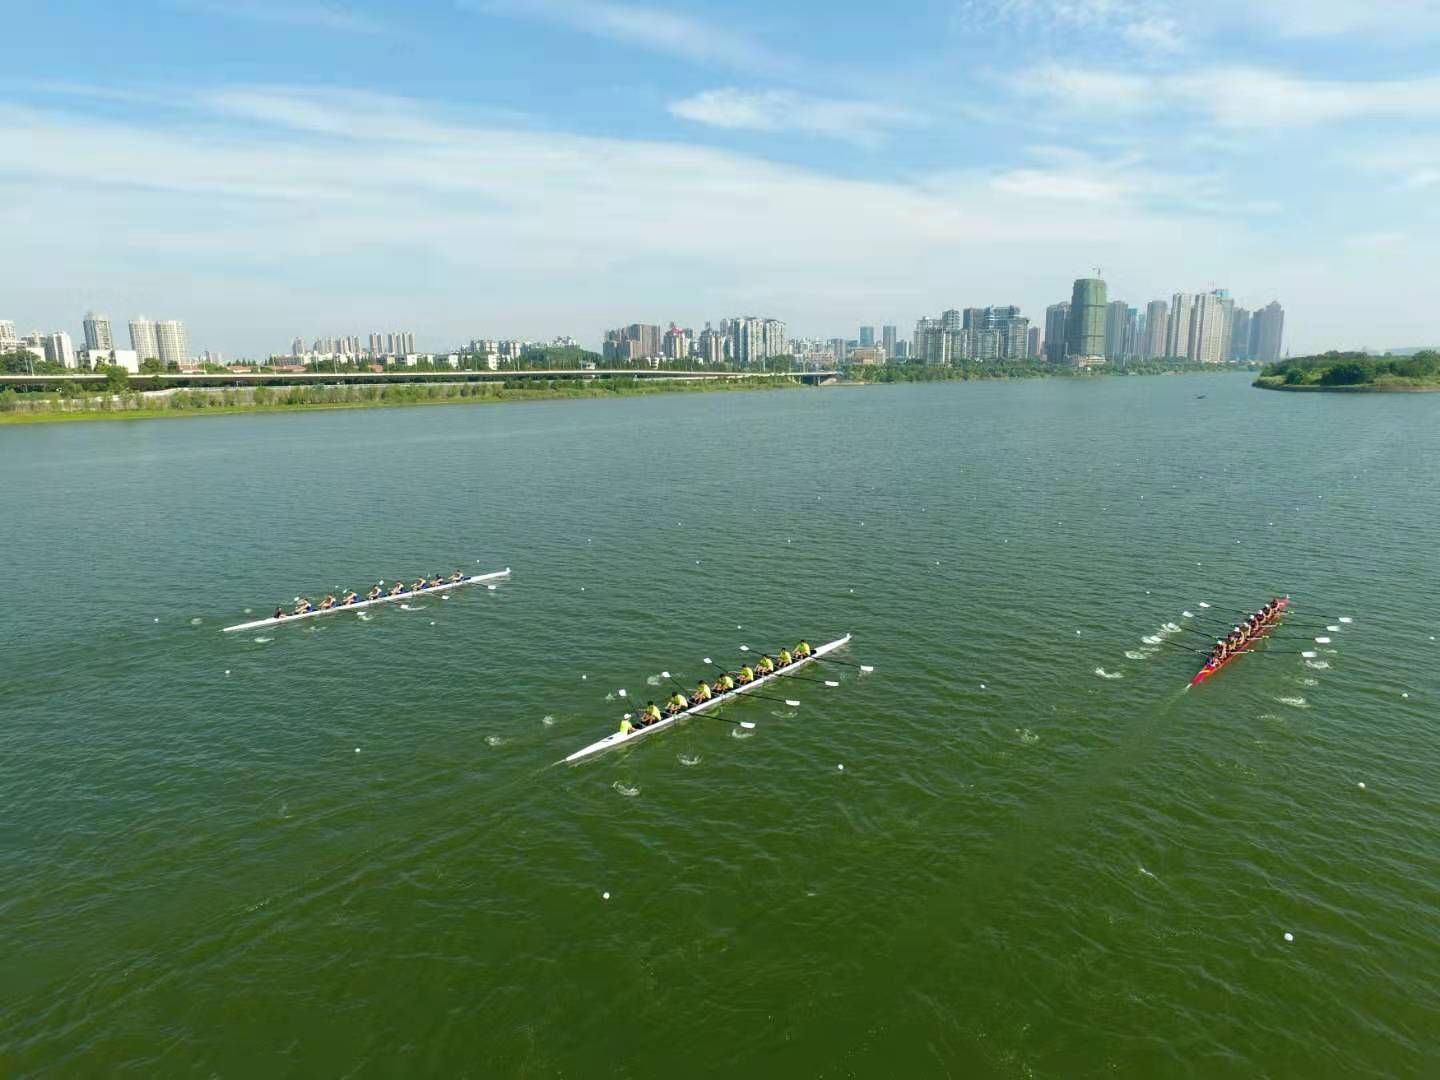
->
[2,0,1438,356]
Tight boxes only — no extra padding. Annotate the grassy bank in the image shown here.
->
[0,376,800,426]
[1254,351,1440,392]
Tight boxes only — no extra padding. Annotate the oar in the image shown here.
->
[622,709,755,731]
[658,670,771,725]
[813,656,875,673]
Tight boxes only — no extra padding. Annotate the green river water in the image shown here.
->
[2,374,1437,1077]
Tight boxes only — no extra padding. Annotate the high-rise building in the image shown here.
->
[1229,307,1252,362]
[155,320,189,368]
[859,325,875,347]
[83,313,113,350]
[0,320,16,351]
[727,316,787,366]
[44,331,75,368]
[662,323,692,361]
[964,305,1030,360]
[1027,326,1040,358]
[1251,301,1285,362]
[1166,294,1194,359]
[1066,278,1107,359]
[828,337,848,365]
[1044,302,1069,363]
[881,325,897,357]
[1143,300,1169,359]
[1187,292,1230,363]
[1104,300,1130,361]
[697,327,727,365]
[129,317,159,361]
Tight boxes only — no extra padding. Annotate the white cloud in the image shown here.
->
[173,0,384,34]
[477,0,786,73]
[1344,231,1409,252]
[1234,0,1440,39]
[1020,64,1440,128]
[667,89,924,145]
[0,88,1260,353]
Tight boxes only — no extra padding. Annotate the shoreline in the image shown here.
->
[0,377,801,427]
[1253,378,1440,394]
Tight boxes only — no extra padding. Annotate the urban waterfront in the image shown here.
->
[2,374,1437,1077]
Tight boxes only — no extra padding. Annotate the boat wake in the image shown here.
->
[485,735,507,747]
[542,715,556,726]
[612,781,640,797]
[1094,667,1124,680]
[189,617,203,626]
[1277,695,1309,708]
[769,709,797,719]
[1138,865,1159,881]
[1124,650,1149,661]
[1306,660,1331,670]
[729,728,753,739]
[252,636,273,644]
[399,603,426,611]
[357,612,372,622]
[678,754,702,767]
[1296,676,1319,687]
[1016,728,1040,745]
[645,674,662,687]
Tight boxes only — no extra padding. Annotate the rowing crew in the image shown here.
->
[1203,598,1284,667]
[619,641,813,733]
[275,571,469,618]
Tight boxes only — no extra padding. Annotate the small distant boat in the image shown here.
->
[1196,394,1207,399]
[221,568,510,632]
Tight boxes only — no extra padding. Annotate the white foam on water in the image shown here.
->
[1277,695,1309,708]
[729,728,753,740]
[1138,865,1158,881]
[1301,650,1317,658]
[357,612,372,621]
[189,617,203,626]
[243,608,252,615]
[1094,668,1124,680]
[617,689,627,698]
[1016,728,1040,745]
[1142,635,1161,646]
[253,636,272,644]
[769,709,797,719]
[541,715,555,726]
[646,674,661,687]
[1306,660,1330,670]
[1182,611,1194,619]
[612,781,640,797]
[1297,676,1319,687]
[485,735,506,747]
[678,754,702,767]
[1125,650,1149,660]
[604,693,616,702]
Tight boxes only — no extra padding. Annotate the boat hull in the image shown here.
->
[1189,598,1288,686]
[221,568,511,632]
[564,633,853,764]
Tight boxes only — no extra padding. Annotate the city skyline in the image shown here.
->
[1,3,1435,357]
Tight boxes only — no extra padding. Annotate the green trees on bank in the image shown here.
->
[1258,351,1440,388]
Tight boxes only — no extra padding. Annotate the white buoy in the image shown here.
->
[354,747,361,753]
[602,891,610,900]
[581,675,587,680]
[1283,932,1293,942]
[1402,692,1409,699]
[1358,782,1366,790]
[980,684,986,690]
[225,670,231,676]
[837,764,844,771]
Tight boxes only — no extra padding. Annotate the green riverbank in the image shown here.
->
[0,375,800,426]
[1255,350,1440,392]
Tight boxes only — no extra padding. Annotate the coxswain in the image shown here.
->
[619,715,636,735]
[449,571,465,583]
[794,640,811,659]
[777,648,793,667]
[715,672,736,693]
[665,691,689,716]
[294,598,313,615]
[641,701,663,726]
[756,654,776,675]
[692,681,713,703]
[366,585,383,601]
[274,607,286,620]
[737,665,755,685]
[342,590,359,605]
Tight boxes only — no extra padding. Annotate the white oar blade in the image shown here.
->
[825,680,840,687]
[859,665,875,673]
[1315,636,1331,644]
[661,671,671,679]
[703,657,712,664]
[740,721,756,729]
[785,699,801,707]
[1339,617,1353,624]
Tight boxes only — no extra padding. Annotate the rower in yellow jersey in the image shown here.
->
[777,648,793,667]
[736,665,755,685]
[755,655,776,676]
[715,672,736,692]
[794,640,811,659]
[692,681,713,703]
[641,701,663,726]
[664,691,689,716]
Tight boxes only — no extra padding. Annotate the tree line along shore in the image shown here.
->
[1254,351,1440,391]
[1,350,1259,425]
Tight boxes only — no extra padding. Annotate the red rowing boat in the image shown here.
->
[1189,597,1289,686]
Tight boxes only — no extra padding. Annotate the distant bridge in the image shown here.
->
[0,368,840,390]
